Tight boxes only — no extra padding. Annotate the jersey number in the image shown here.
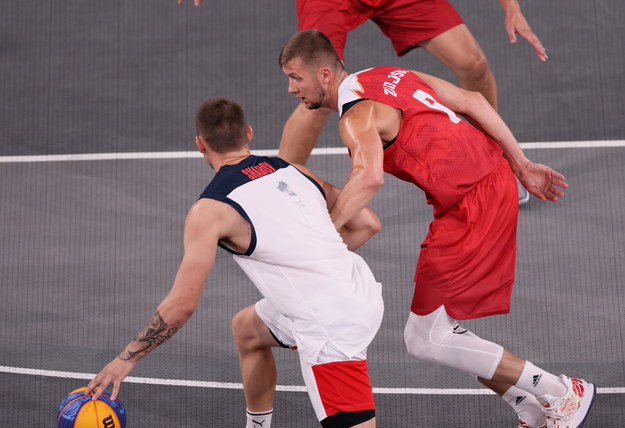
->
[412,89,461,124]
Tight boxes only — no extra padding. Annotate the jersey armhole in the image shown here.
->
[340,98,368,118]
[199,195,257,256]
[341,98,400,149]
[291,165,326,200]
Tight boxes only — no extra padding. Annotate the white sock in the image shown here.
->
[245,408,273,428]
[515,362,567,399]
[502,385,546,427]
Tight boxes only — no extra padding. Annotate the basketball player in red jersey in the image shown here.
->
[278,30,596,428]
[279,0,546,166]
[178,0,544,204]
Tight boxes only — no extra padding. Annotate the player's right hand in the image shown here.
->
[86,358,137,401]
[177,0,205,6]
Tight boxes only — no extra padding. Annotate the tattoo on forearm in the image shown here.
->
[118,311,180,361]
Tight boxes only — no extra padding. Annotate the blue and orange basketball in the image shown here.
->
[57,387,127,428]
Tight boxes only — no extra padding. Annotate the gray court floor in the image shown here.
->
[1,0,624,427]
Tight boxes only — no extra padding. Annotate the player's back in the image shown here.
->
[199,155,383,359]
[338,66,504,216]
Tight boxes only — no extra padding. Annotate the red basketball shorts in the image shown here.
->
[296,0,464,58]
[411,159,519,320]
[255,299,376,422]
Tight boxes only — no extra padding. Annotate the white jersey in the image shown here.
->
[199,156,383,362]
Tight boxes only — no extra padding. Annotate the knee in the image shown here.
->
[403,312,451,364]
[453,51,491,84]
[403,317,430,361]
[231,307,262,353]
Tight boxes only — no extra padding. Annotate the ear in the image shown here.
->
[318,66,333,85]
[246,125,254,143]
[195,136,207,154]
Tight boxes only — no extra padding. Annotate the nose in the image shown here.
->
[287,80,297,94]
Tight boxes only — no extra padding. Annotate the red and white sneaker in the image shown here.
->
[538,375,596,428]
[518,419,547,428]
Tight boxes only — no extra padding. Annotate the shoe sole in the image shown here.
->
[574,382,597,428]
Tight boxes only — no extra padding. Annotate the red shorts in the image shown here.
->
[296,0,464,59]
[311,360,375,420]
[411,159,519,320]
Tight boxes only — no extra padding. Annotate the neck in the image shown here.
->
[326,70,349,112]
[210,149,251,171]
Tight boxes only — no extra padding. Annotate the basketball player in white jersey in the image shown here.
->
[86,97,384,428]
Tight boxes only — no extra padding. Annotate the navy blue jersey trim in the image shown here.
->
[220,199,256,256]
[198,155,291,256]
[200,156,291,200]
[290,164,326,200]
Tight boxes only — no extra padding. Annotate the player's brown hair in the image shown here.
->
[195,97,248,153]
[279,29,344,72]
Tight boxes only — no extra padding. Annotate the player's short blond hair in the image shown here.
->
[279,29,344,73]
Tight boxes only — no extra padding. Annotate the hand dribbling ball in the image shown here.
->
[57,387,127,428]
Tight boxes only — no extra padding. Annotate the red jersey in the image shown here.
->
[338,67,504,218]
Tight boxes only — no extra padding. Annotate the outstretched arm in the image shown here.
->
[415,71,567,201]
[86,200,226,400]
[177,0,205,5]
[498,0,547,61]
[294,163,382,251]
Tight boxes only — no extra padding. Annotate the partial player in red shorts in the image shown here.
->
[178,0,547,188]
[280,30,597,428]
[278,0,546,172]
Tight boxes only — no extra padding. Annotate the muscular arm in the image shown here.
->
[414,71,567,201]
[415,71,529,174]
[86,199,237,400]
[332,101,385,231]
[293,163,382,251]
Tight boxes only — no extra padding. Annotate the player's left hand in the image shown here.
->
[517,162,567,202]
[502,4,548,61]
[177,0,204,6]
[85,357,137,401]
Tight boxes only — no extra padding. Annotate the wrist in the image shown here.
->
[505,154,530,178]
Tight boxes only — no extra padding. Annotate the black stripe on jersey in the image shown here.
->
[340,98,368,118]
[291,164,326,200]
[198,155,327,256]
[341,98,398,149]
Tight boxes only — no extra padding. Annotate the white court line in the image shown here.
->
[0,140,624,163]
[3,139,624,394]
[1,365,623,395]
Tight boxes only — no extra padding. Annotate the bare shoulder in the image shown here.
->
[410,70,448,92]
[291,163,333,198]
[291,163,319,182]
[341,100,399,145]
[185,198,246,240]
[341,99,377,122]
[339,100,378,137]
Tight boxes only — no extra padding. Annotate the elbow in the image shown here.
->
[158,300,197,326]
[178,305,196,323]
[167,307,196,327]
[364,209,382,236]
[363,171,384,193]
[468,90,492,112]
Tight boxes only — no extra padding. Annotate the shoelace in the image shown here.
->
[543,397,579,421]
